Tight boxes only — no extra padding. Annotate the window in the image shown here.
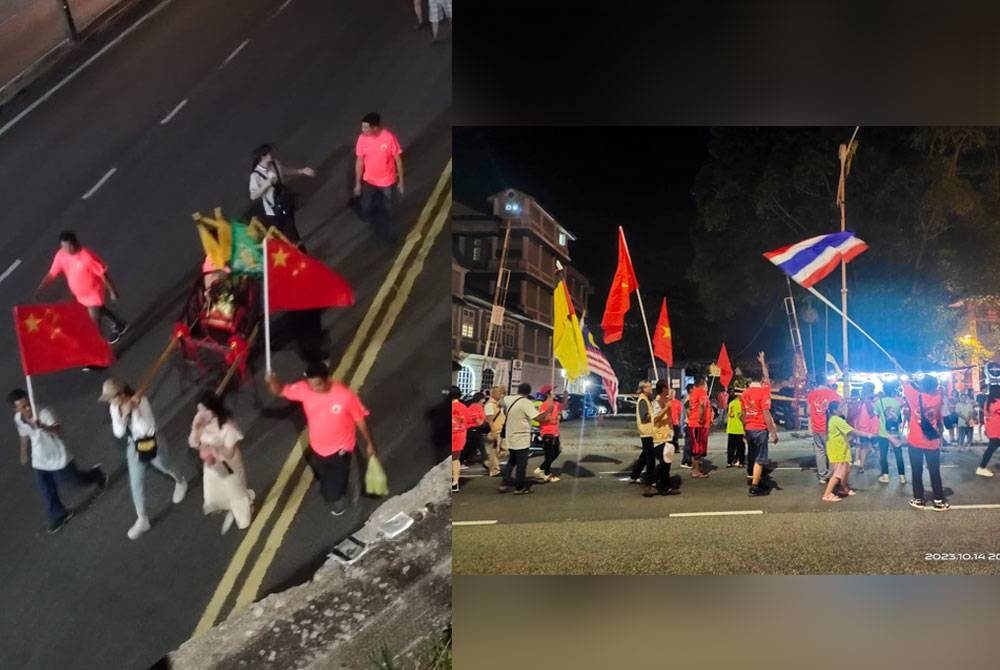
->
[503,324,516,349]
[482,369,495,392]
[472,239,482,261]
[559,232,568,246]
[457,365,475,396]
[461,309,475,339]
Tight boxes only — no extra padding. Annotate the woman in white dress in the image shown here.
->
[188,392,254,534]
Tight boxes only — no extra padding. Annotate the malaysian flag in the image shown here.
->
[763,232,868,288]
[582,323,619,415]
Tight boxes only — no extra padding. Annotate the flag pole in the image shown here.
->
[263,236,272,373]
[837,126,860,400]
[618,227,658,382]
[805,285,905,373]
[25,374,37,418]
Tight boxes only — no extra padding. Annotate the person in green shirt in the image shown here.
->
[823,400,877,502]
[874,382,906,484]
[726,392,746,468]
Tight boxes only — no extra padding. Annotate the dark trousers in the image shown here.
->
[909,447,944,501]
[631,436,655,483]
[540,434,561,475]
[308,450,352,503]
[958,426,973,446]
[682,427,693,465]
[654,443,672,491]
[746,439,758,477]
[360,182,397,238]
[671,426,680,452]
[87,305,126,334]
[503,448,530,490]
[981,438,1000,469]
[878,437,906,476]
[727,433,746,465]
[34,461,102,521]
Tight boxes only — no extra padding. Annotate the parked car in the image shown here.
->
[771,386,796,427]
[561,393,608,421]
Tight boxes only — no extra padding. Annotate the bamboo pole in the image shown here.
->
[134,334,182,399]
[618,227,658,382]
[215,323,261,396]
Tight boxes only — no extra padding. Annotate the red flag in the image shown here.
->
[266,239,354,312]
[600,228,639,344]
[653,298,673,367]
[14,303,113,375]
[716,344,733,389]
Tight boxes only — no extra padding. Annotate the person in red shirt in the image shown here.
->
[902,375,949,510]
[743,352,779,496]
[267,362,378,513]
[686,377,711,478]
[855,382,881,473]
[462,392,488,468]
[534,389,562,483]
[670,390,683,457]
[807,378,841,485]
[36,231,128,343]
[977,384,1000,477]
[448,387,475,492]
[353,112,404,241]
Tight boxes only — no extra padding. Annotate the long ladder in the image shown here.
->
[481,221,512,389]
[784,278,809,429]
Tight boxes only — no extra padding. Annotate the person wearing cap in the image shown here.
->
[266,362,377,515]
[9,388,108,534]
[100,379,188,540]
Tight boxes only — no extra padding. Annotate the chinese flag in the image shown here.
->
[600,227,639,344]
[14,303,113,375]
[716,344,733,389]
[653,298,673,367]
[266,239,354,312]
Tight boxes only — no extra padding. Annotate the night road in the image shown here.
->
[0,1,449,668]
[453,422,1000,575]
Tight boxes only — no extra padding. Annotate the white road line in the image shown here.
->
[669,510,765,518]
[159,98,188,124]
[948,504,1000,510]
[773,467,803,470]
[453,520,499,527]
[81,168,117,200]
[221,39,250,66]
[0,258,21,284]
[271,0,293,19]
[0,0,176,140]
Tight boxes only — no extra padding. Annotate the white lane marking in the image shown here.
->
[948,504,1000,510]
[670,510,765,518]
[81,168,117,200]
[453,520,499,527]
[221,39,250,67]
[773,467,803,470]
[271,0,293,19]
[0,258,22,284]
[0,0,177,140]
[159,98,188,124]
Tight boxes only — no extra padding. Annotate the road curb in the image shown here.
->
[166,458,451,669]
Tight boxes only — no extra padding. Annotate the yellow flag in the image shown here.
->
[193,208,233,269]
[553,280,589,380]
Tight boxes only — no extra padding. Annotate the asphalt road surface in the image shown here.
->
[453,422,1000,575]
[0,1,450,668]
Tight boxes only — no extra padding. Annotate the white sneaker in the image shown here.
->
[976,467,995,478]
[221,511,235,535]
[127,516,150,540]
[533,467,545,478]
[899,475,907,484]
[878,474,889,483]
[172,478,188,504]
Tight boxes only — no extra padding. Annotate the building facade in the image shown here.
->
[452,189,591,395]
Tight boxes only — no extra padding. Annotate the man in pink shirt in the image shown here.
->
[353,112,404,240]
[36,231,128,343]
[267,362,378,515]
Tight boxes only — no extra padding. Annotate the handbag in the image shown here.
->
[135,435,158,462]
[917,392,941,441]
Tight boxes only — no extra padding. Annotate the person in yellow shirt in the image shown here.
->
[823,400,877,502]
[726,392,746,468]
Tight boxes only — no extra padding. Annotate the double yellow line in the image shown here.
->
[193,159,452,635]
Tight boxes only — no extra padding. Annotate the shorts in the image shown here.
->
[429,0,452,21]
[830,462,851,480]
[689,426,708,457]
[746,429,770,464]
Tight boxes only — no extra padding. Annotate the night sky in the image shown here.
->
[454,127,800,378]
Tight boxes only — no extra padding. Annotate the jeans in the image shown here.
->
[909,447,944,501]
[502,448,530,490]
[878,436,906,476]
[360,182,397,239]
[307,450,352,504]
[654,443,673,491]
[727,433,746,465]
[812,432,830,480]
[746,430,770,477]
[958,426,973,446]
[632,436,655,483]
[980,438,1000,469]
[34,461,103,521]
[540,434,561,475]
[126,437,182,518]
[87,305,126,334]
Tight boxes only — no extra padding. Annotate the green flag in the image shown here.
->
[230,221,262,275]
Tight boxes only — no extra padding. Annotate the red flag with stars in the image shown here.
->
[653,298,673,367]
[14,303,113,375]
[600,227,639,344]
[266,238,354,312]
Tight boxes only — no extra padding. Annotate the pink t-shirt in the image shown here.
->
[47,248,107,307]
[282,381,370,456]
[355,129,402,187]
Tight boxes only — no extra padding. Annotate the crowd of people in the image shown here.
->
[451,350,1000,509]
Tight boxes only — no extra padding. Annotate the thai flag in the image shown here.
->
[763,232,868,288]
